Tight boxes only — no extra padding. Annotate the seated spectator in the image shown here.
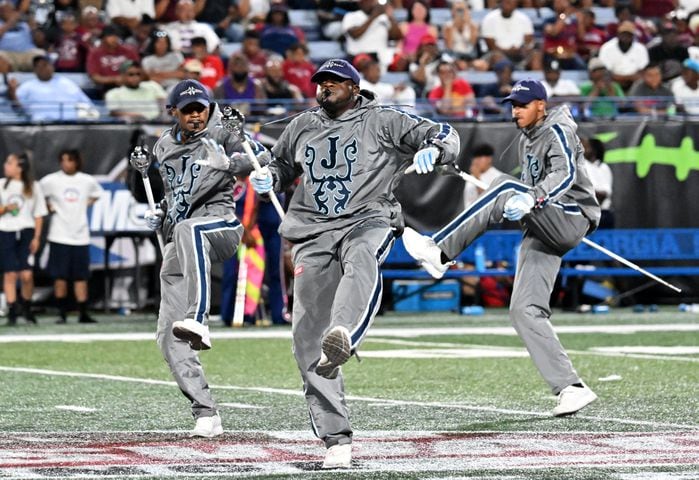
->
[359,58,416,107]
[260,55,303,114]
[239,29,267,79]
[427,60,475,117]
[0,1,45,72]
[189,36,224,90]
[257,3,305,57]
[627,63,675,115]
[317,0,358,41]
[213,51,266,116]
[649,21,689,82]
[52,10,88,72]
[9,54,97,121]
[282,42,316,99]
[579,57,625,118]
[442,0,480,70]
[577,8,607,61]
[479,59,515,99]
[342,0,402,71]
[606,4,655,45]
[162,0,220,55]
[76,5,105,50]
[141,29,184,89]
[480,0,540,70]
[408,33,441,97]
[197,0,245,42]
[598,20,649,91]
[541,58,581,98]
[671,58,699,114]
[542,0,586,70]
[86,24,140,95]
[106,0,156,36]
[124,15,156,55]
[393,0,438,71]
[463,143,503,208]
[105,59,167,121]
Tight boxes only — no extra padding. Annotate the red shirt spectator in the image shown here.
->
[189,36,224,90]
[282,43,316,98]
[427,61,475,117]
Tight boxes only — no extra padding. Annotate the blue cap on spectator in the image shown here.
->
[683,58,699,73]
[502,79,548,104]
[311,59,361,84]
[169,79,210,109]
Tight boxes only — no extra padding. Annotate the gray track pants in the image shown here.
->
[156,216,242,418]
[434,176,591,395]
[291,218,394,447]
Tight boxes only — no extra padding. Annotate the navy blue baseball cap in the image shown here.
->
[168,79,210,109]
[502,79,548,104]
[311,59,361,84]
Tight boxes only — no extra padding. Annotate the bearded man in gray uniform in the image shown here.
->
[249,59,460,469]
[139,79,260,437]
[404,79,600,418]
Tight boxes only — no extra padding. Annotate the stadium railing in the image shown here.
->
[1,97,694,124]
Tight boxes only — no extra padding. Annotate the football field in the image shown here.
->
[1,308,697,479]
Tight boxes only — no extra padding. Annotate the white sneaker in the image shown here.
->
[552,384,598,417]
[315,326,351,379]
[322,444,351,469]
[401,227,451,279]
[173,318,211,351]
[191,413,223,438]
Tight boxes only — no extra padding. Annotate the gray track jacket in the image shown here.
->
[269,92,461,242]
[519,105,601,229]
[152,103,256,242]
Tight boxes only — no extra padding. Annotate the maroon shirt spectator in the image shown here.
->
[578,9,607,60]
[86,25,140,93]
[53,11,88,72]
[240,29,267,79]
[282,43,316,98]
[632,0,675,19]
[76,5,106,49]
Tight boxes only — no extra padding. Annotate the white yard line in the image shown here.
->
[1,323,699,343]
[0,366,696,431]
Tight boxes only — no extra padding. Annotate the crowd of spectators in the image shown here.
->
[1,0,699,121]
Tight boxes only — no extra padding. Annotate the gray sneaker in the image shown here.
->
[315,326,351,379]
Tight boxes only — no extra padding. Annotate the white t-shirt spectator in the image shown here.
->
[542,78,581,97]
[342,10,394,67]
[671,76,699,115]
[40,171,103,246]
[106,0,156,23]
[480,9,534,50]
[598,38,649,77]
[0,180,48,231]
[360,78,416,107]
[584,160,613,211]
[464,166,503,207]
[163,21,220,54]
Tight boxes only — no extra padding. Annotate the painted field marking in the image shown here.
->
[1,323,699,344]
[0,366,696,431]
[55,405,98,413]
[0,430,697,478]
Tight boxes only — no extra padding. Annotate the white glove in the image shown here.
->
[503,193,535,221]
[250,166,273,194]
[196,138,231,170]
[144,208,164,230]
[412,146,440,174]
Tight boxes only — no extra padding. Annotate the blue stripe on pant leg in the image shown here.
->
[192,218,241,323]
[349,230,394,349]
[434,181,530,244]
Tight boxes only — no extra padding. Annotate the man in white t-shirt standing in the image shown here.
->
[40,149,104,324]
[598,21,649,91]
[342,0,402,70]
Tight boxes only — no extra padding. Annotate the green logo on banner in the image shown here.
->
[601,133,699,181]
